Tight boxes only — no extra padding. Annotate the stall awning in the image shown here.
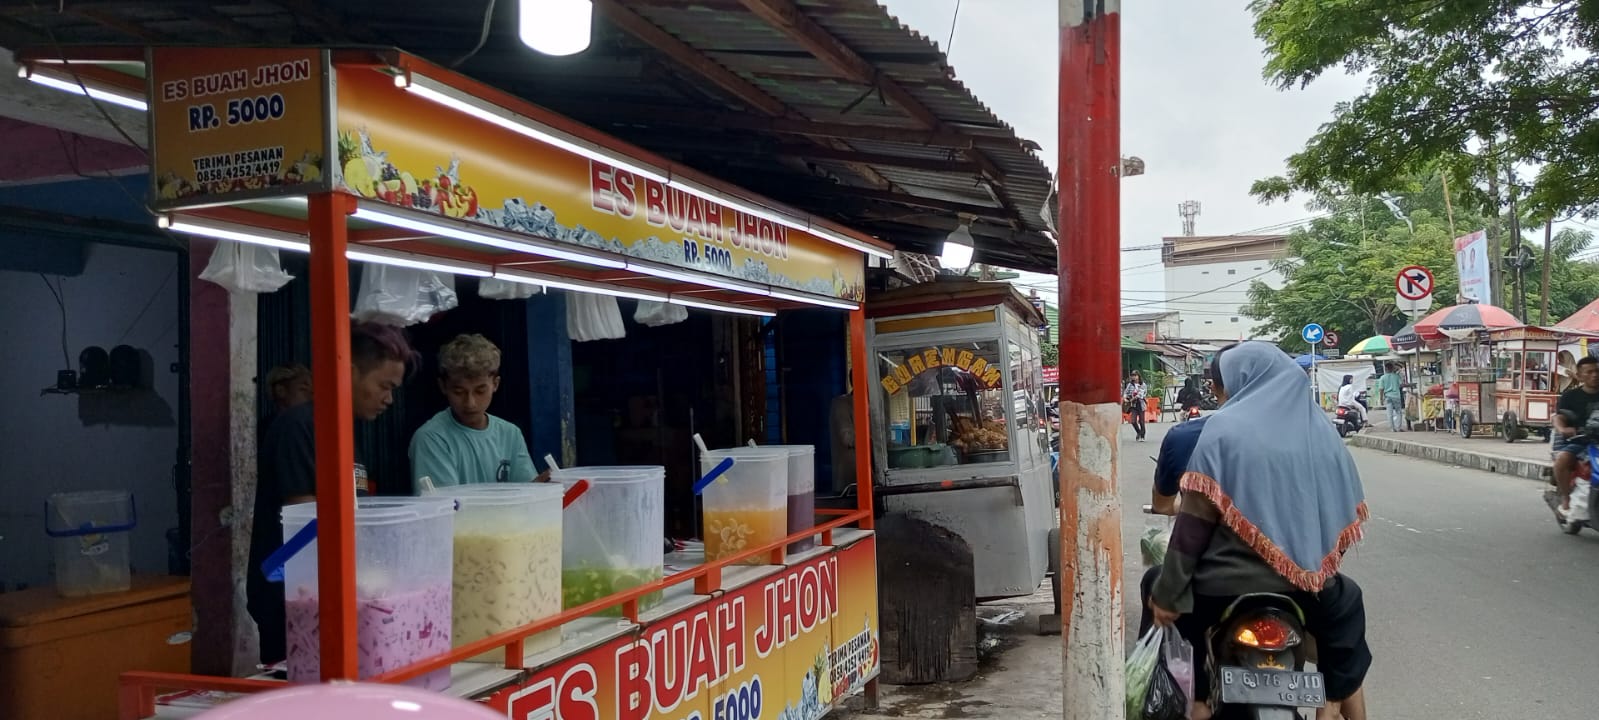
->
[0,0,1058,272]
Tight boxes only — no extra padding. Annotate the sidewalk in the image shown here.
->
[1345,428,1553,480]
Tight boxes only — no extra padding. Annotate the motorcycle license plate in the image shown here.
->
[1217,667,1327,708]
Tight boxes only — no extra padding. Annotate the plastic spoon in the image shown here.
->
[562,479,591,508]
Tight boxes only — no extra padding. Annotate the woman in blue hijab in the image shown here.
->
[1140,341,1371,720]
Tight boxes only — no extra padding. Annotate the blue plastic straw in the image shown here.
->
[260,519,317,582]
[692,457,736,495]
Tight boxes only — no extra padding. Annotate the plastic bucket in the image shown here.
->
[45,491,136,598]
[443,483,564,659]
[551,466,665,616]
[700,449,788,564]
[280,497,455,689]
[762,445,817,552]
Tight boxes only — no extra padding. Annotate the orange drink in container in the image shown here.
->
[699,448,790,565]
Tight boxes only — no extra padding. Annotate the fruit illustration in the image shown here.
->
[285,151,323,184]
[400,171,418,196]
[344,157,376,197]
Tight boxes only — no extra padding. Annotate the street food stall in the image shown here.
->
[15,45,888,718]
[865,280,1054,600]
[1475,326,1599,441]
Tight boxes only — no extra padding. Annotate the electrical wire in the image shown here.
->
[39,275,70,368]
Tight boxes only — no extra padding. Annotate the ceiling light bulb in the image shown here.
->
[519,0,594,57]
[940,223,976,269]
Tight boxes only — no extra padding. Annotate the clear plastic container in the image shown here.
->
[443,484,564,660]
[280,497,455,689]
[764,445,817,553]
[700,449,789,564]
[552,466,665,616]
[45,491,136,598]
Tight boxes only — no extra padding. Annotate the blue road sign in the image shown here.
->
[1301,323,1325,344]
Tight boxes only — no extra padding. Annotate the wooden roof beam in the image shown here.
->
[774,144,983,174]
[595,0,788,117]
[73,8,168,42]
[183,3,264,42]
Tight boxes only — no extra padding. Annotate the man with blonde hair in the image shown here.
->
[410,333,539,488]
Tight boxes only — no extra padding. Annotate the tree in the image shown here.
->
[1244,173,1475,346]
[1248,0,1599,218]
[1507,228,1599,322]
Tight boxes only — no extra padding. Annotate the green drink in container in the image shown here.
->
[552,466,665,617]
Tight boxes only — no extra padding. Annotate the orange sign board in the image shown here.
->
[482,537,880,720]
[333,67,865,302]
[148,47,329,207]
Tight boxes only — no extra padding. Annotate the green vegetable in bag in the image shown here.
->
[1124,626,1164,720]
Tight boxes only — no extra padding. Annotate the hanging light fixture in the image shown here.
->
[519,0,594,57]
[940,222,976,269]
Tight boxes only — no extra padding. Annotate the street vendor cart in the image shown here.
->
[865,280,1055,601]
[1457,326,1599,441]
[15,44,890,719]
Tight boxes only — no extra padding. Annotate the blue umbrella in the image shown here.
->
[1293,353,1326,369]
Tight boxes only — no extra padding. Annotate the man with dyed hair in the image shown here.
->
[410,333,539,488]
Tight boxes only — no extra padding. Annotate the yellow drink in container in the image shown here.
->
[700,449,790,565]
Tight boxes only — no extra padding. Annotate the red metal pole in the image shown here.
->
[308,191,359,681]
[1058,2,1125,717]
[850,308,875,530]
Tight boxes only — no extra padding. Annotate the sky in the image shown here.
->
[878,0,1367,311]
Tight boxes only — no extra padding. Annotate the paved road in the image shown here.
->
[1121,421,1599,718]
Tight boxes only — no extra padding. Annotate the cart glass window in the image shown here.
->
[1009,340,1046,469]
[878,341,1010,468]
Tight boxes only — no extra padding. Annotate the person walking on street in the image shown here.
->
[1378,363,1405,432]
[1125,370,1149,441]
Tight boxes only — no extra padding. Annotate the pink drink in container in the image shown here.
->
[281,497,456,690]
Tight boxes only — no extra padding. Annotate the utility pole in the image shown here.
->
[1484,138,1504,306]
[1178,200,1200,236]
[1058,2,1124,718]
[1542,218,1554,325]
[1507,165,1524,320]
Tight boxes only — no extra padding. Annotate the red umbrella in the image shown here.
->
[1557,297,1599,332]
[1412,303,1520,341]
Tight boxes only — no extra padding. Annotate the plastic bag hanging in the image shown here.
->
[633,299,688,327]
[352,263,459,326]
[566,292,626,341]
[1125,625,1163,720]
[197,240,294,293]
[478,277,541,301]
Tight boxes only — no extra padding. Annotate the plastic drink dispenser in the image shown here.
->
[765,445,817,552]
[552,467,665,616]
[45,490,137,598]
[280,497,454,690]
[700,448,789,564]
[445,484,563,660]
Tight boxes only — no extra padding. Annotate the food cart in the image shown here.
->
[1476,326,1599,441]
[15,45,889,718]
[865,280,1054,601]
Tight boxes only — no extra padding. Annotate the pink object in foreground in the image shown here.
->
[191,683,501,719]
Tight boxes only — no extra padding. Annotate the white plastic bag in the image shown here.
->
[478,277,541,301]
[352,264,458,326]
[197,240,293,293]
[566,292,626,341]
[634,299,688,327]
[1125,626,1164,720]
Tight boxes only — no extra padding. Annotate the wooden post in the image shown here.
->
[1059,2,1126,718]
[307,192,358,680]
[1542,219,1553,325]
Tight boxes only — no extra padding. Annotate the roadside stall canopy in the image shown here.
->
[0,0,1057,271]
[1557,297,1599,332]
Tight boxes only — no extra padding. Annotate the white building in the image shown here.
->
[1161,234,1288,343]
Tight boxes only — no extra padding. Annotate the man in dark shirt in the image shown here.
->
[1552,356,1599,517]
[246,322,415,666]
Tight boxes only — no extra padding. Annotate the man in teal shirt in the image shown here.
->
[1378,362,1405,432]
[410,334,542,489]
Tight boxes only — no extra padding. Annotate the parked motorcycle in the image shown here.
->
[1141,505,1325,718]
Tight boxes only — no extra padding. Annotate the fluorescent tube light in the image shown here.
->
[496,269,668,302]
[352,203,626,269]
[160,216,310,252]
[23,66,147,111]
[811,225,893,259]
[767,288,860,311]
[400,73,666,184]
[346,247,492,277]
[624,261,771,296]
[667,295,776,318]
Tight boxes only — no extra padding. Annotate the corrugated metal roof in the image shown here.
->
[2,0,1057,272]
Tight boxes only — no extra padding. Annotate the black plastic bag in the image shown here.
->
[1142,660,1187,720]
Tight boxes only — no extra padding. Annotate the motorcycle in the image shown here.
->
[1184,405,1203,422]
[1141,505,1325,719]
[1332,391,1369,438]
[1546,410,1599,535]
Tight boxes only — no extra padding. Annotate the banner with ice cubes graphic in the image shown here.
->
[333,66,866,303]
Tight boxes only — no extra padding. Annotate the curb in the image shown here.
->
[1345,433,1551,481]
